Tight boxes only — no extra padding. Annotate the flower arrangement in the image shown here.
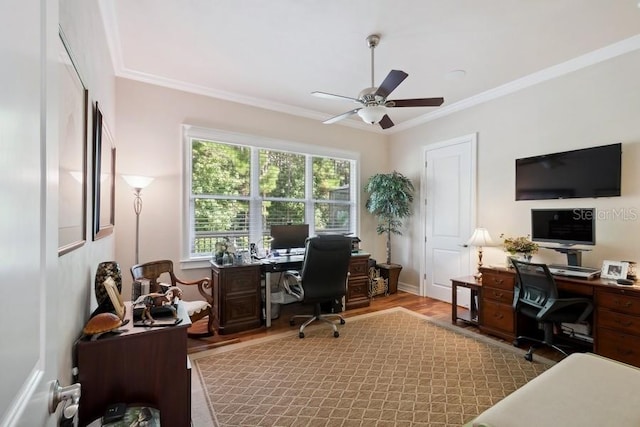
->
[500,234,539,255]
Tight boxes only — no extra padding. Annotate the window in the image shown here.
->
[183,126,358,262]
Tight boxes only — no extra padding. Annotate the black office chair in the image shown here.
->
[288,234,352,338]
[511,259,593,361]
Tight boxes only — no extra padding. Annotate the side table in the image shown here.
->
[451,276,482,326]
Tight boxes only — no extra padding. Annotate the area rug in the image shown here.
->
[190,307,553,427]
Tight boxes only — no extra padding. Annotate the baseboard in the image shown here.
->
[397,281,419,295]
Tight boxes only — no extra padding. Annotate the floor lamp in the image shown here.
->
[466,227,494,280]
[122,175,154,265]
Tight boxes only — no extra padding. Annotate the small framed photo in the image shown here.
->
[601,260,629,280]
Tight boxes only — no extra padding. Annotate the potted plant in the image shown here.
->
[365,171,415,293]
[500,234,539,266]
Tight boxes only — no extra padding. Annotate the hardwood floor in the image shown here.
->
[187,291,564,362]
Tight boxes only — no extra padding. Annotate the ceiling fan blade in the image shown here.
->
[375,70,408,98]
[312,91,361,103]
[386,97,445,108]
[379,114,394,129]
[323,108,361,124]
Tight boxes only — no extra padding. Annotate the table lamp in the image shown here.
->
[466,228,494,280]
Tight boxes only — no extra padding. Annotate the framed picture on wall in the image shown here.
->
[601,260,629,280]
[58,31,88,256]
[92,102,116,240]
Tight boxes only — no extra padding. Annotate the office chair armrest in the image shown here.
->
[537,298,594,322]
[175,276,213,304]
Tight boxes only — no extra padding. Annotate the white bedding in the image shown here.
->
[466,352,640,427]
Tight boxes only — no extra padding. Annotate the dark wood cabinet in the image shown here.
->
[345,253,371,310]
[211,263,262,335]
[75,302,191,427]
[595,288,640,366]
[479,268,516,341]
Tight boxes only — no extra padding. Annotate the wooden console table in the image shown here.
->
[75,302,191,427]
[478,266,640,368]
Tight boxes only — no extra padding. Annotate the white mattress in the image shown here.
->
[468,353,640,427]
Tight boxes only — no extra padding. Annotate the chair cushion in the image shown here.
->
[182,300,211,317]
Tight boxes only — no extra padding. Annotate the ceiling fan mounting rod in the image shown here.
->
[366,34,380,88]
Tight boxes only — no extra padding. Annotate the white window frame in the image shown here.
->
[180,125,360,269]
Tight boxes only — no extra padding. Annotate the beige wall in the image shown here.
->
[114,79,389,300]
[58,0,116,380]
[391,49,640,286]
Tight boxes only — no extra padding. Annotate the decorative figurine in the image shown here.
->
[133,286,182,325]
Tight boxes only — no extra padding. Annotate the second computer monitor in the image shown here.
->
[270,224,309,254]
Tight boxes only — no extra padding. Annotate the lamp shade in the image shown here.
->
[357,105,386,124]
[122,175,154,190]
[466,228,494,247]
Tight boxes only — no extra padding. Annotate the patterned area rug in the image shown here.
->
[191,308,553,427]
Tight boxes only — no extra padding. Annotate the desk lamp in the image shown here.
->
[466,228,494,280]
[122,175,154,265]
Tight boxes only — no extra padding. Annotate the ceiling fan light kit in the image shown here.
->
[357,105,386,124]
[313,34,445,129]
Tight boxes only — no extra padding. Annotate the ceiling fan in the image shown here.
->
[312,34,444,130]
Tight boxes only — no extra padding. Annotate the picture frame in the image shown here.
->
[58,31,88,256]
[92,102,116,240]
[601,260,629,280]
[103,277,126,320]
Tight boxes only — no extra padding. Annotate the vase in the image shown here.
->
[521,253,533,262]
[94,261,122,310]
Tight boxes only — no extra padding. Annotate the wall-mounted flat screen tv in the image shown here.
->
[531,208,595,246]
[515,143,621,201]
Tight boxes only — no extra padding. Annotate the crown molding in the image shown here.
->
[390,34,640,133]
[98,3,640,135]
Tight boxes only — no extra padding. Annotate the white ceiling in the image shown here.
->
[100,0,640,133]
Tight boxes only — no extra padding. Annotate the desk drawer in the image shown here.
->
[597,290,640,315]
[598,309,640,336]
[349,256,369,277]
[482,271,515,291]
[597,329,640,367]
[483,286,514,304]
[481,299,514,333]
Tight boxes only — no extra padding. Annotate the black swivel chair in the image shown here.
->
[511,259,594,361]
[287,234,352,338]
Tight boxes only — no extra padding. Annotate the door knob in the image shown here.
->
[49,380,81,418]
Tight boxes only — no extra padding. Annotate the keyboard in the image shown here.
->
[548,264,600,279]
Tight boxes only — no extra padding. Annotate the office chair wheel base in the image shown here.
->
[524,352,533,362]
[513,339,520,347]
[334,331,339,338]
[299,332,305,338]
[340,319,346,325]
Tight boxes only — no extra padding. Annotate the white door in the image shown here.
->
[1,1,61,426]
[423,134,476,303]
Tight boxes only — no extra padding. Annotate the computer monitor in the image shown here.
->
[270,224,309,254]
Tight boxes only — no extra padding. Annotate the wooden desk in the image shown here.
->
[75,302,191,427]
[210,252,371,333]
[479,266,640,367]
[451,276,481,326]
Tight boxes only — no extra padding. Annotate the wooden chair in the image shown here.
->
[130,259,215,337]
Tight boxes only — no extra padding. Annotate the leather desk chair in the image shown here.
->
[511,259,593,361]
[288,235,352,338]
[130,259,215,337]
